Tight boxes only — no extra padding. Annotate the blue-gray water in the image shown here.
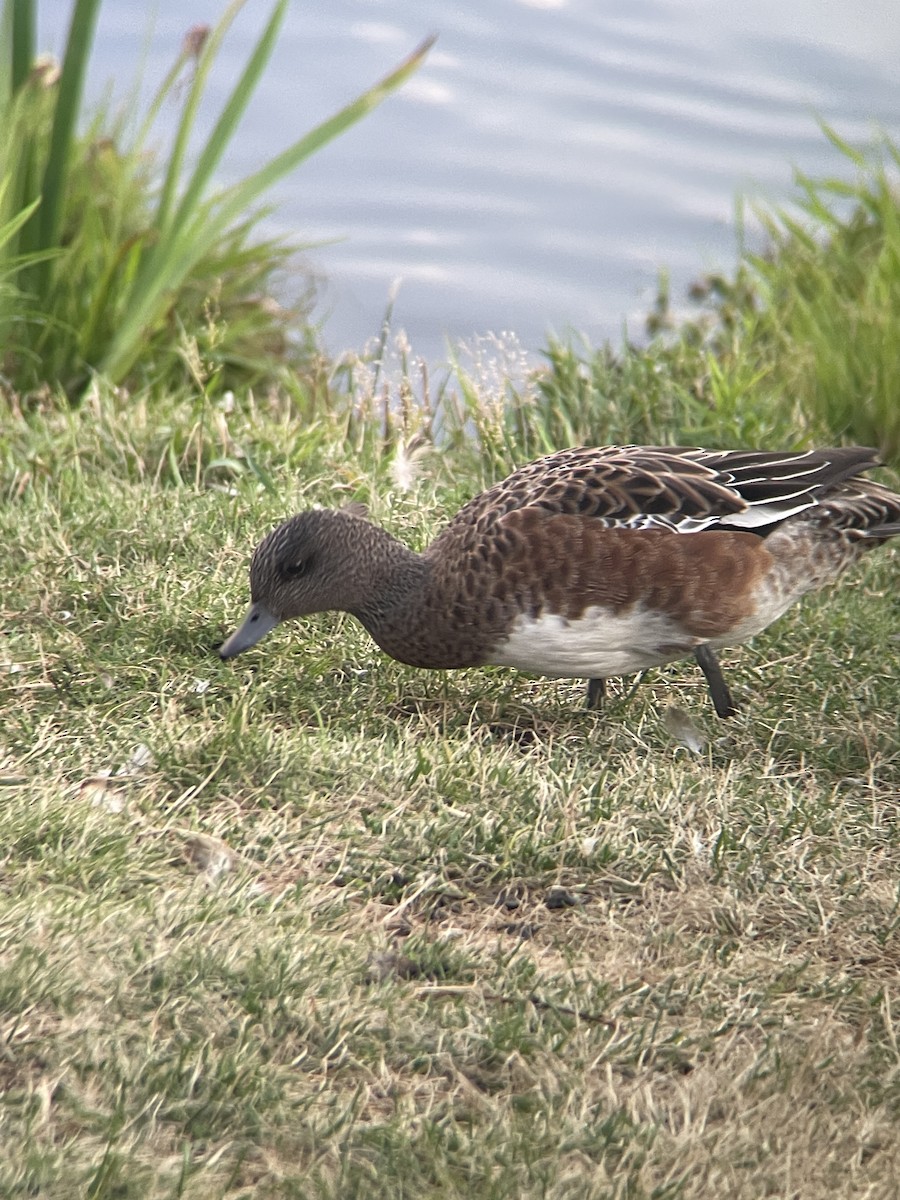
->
[40,0,900,367]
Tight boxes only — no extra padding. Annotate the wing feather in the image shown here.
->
[441,445,886,537]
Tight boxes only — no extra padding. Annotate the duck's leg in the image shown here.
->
[694,644,738,718]
[586,677,605,710]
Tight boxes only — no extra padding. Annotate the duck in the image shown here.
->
[219,444,900,717]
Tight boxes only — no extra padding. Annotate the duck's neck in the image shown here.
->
[348,533,438,667]
[347,528,481,668]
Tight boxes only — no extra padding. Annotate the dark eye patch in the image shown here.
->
[281,558,311,580]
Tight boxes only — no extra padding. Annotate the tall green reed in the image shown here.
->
[0,0,433,395]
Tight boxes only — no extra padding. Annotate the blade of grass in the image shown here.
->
[165,0,287,240]
[33,0,102,264]
[134,27,206,151]
[100,35,435,381]
[215,34,437,210]
[0,193,41,248]
[11,0,36,92]
[0,1,12,104]
[154,0,246,236]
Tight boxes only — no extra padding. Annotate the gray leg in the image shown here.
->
[586,677,605,710]
[694,644,738,718]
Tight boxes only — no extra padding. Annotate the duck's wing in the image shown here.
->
[451,445,884,535]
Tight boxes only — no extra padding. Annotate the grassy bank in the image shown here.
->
[3,27,900,1187]
[2,378,899,1198]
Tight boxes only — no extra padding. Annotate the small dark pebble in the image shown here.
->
[494,889,522,910]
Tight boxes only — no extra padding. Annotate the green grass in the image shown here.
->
[445,128,900,473]
[641,128,900,468]
[0,0,432,396]
[2,386,898,1198]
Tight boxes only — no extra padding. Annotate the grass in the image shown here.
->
[1,95,899,1200]
[646,128,900,468]
[497,130,900,472]
[0,0,432,395]
[2,383,899,1198]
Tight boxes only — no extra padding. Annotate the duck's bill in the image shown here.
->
[219,602,280,659]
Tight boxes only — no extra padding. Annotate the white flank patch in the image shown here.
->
[486,606,698,679]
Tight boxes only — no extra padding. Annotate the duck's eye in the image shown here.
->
[281,558,310,580]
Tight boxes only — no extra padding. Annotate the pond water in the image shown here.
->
[40,0,900,367]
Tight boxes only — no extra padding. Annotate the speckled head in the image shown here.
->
[218,507,419,659]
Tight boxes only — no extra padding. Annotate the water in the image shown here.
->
[39,0,900,367]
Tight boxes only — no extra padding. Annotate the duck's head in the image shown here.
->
[219,507,381,659]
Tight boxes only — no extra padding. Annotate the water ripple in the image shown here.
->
[38,0,900,364]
